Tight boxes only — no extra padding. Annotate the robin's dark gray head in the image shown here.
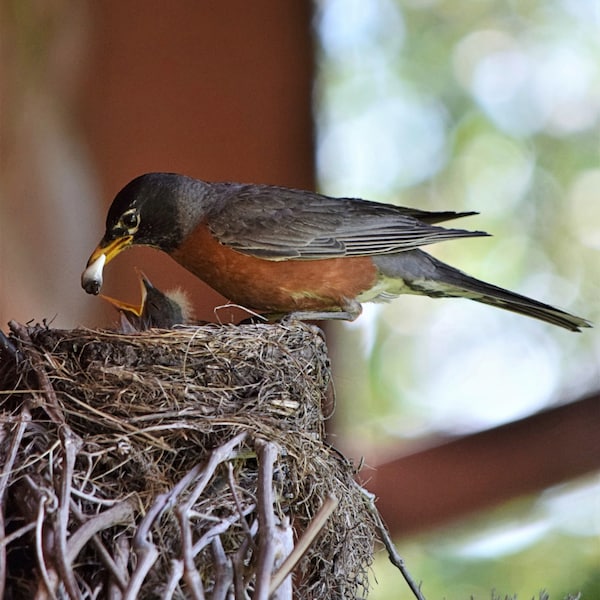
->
[104,173,209,251]
[82,172,210,295]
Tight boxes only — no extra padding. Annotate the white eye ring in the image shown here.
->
[121,210,140,231]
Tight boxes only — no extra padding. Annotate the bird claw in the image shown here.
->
[279,310,357,323]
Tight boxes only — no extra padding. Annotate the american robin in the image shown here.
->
[82,173,590,332]
[101,272,193,331]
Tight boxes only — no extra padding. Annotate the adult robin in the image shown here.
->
[82,173,590,332]
[101,271,193,332]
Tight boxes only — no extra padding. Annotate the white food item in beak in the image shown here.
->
[81,253,106,295]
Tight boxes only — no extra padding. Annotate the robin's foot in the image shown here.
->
[277,299,362,323]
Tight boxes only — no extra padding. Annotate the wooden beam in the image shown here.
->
[363,393,600,537]
[80,1,315,325]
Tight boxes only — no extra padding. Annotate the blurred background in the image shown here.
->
[1,1,598,598]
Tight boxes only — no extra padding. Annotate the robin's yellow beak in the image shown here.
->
[88,235,133,266]
[81,235,133,295]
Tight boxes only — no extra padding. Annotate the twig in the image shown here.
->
[181,432,249,511]
[126,432,248,597]
[269,493,338,596]
[69,499,134,591]
[232,518,259,599]
[163,560,184,600]
[357,484,426,600]
[125,457,213,599]
[270,516,294,600]
[33,488,57,600]
[0,521,36,548]
[0,512,5,600]
[135,466,205,548]
[175,432,249,597]
[54,428,83,600]
[0,403,30,600]
[227,460,257,598]
[0,401,31,503]
[109,534,131,599]
[191,504,256,556]
[179,516,205,600]
[213,303,267,324]
[125,463,205,600]
[9,322,65,426]
[254,438,280,600]
[210,536,233,600]
[227,461,253,540]
[124,540,159,600]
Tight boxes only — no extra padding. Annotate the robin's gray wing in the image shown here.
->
[205,184,488,260]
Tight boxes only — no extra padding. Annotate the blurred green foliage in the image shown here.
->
[373,477,599,599]
[315,0,599,597]
[317,0,599,445]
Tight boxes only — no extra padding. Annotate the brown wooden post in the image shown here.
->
[80,1,315,325]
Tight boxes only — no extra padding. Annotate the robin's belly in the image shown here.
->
[171,226,378,313]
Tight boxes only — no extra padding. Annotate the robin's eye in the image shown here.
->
[121,210,139,231]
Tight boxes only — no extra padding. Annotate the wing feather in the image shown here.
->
[205,183,487,260]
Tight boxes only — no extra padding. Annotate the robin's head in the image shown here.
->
[82,173,208,295]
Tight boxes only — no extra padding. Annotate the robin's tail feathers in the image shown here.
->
[400,209,479,225]
[373,251,591,332]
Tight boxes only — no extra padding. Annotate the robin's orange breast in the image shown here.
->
[170,223,379,314]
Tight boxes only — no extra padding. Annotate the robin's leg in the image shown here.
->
[278,298,363,323]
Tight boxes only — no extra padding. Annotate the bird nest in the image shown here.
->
[0,321,377,599]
